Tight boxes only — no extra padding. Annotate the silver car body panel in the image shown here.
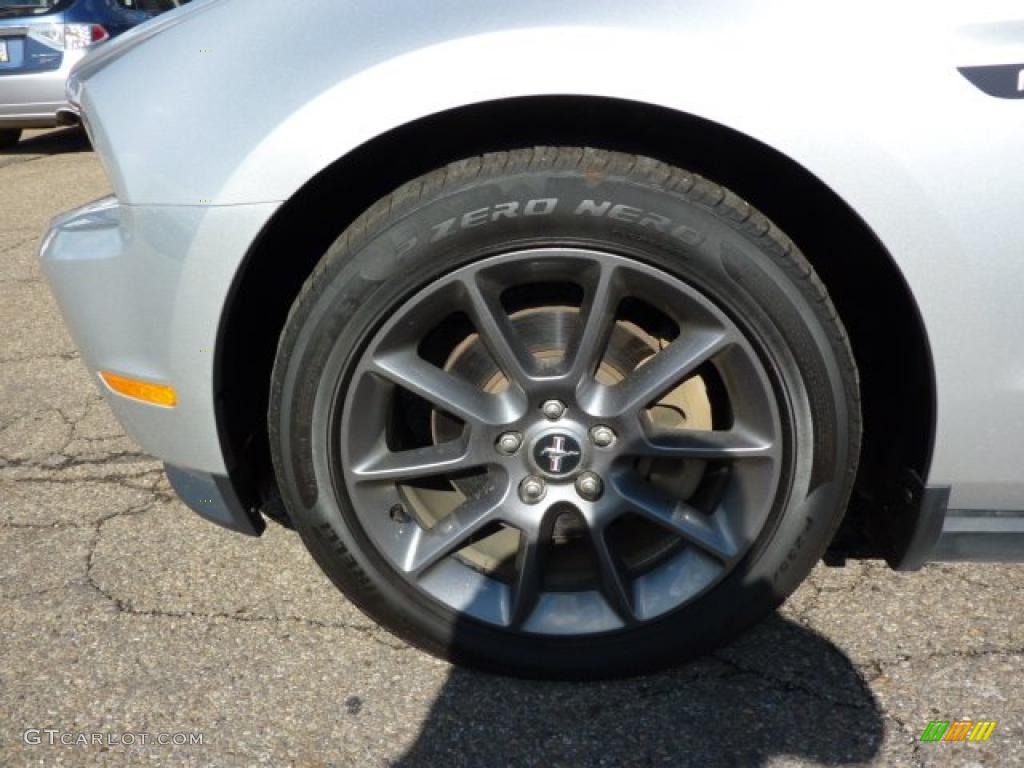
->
[43,0,1024,511]
[42,196,279,472]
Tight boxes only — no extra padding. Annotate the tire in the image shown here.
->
[0,129,21,149]
[269,147,861,679]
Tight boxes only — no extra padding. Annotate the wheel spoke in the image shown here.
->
[352,439,484,483]
[635,425,775,461]
[405,491,505,575]
[460,274,536,390]
[564,263,621,381]
[613,473,738,562]
[508,520,552,629]
[589,524,637,625]
[370,349,521,425]
[609,328,732,416]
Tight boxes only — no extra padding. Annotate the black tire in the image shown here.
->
[269,147,861,679]
[0,129,21,149]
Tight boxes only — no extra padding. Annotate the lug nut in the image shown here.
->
[519,476,547,504]
[541,399,566,420]
[590,425,616,448]
[496,431,523,455]
[389,504,411,524]
[575,472,604,501]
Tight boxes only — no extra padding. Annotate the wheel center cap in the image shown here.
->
[531,431,583,479]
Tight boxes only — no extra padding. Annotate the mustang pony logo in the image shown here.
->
[536,434,582,475]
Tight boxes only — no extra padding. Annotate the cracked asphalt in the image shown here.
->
[2,127,1022,767]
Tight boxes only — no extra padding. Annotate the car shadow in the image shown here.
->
[393,613,883,767]
[1,126,90,157]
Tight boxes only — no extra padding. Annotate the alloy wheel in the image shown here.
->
[337,248,784,635]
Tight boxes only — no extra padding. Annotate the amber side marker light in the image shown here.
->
[99,371,177,407]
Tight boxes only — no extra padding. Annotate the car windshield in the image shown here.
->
[0,1,63,19]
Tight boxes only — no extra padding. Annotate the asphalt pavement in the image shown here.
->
[1,128,1022,767]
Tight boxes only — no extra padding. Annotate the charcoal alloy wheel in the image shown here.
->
[340,247,782,633]
[269,147,860,678]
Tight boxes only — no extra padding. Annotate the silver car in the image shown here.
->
[40,0,1024,677]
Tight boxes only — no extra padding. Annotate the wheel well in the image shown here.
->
[217,95,935,552]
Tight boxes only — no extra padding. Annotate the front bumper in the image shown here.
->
[40,195,280,527]
[0,49,85,128]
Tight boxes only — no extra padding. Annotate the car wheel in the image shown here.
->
[0,129,22,149]
[269,147,861,678]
